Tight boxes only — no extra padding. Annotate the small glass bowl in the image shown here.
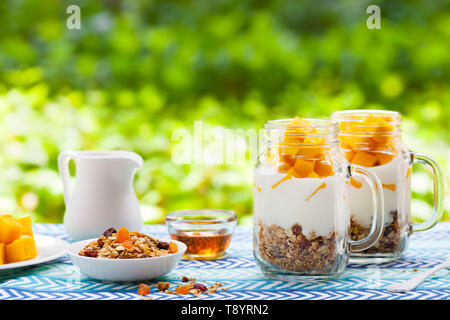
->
[165,209,237,260]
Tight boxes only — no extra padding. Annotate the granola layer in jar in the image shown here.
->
[257,221,338,273]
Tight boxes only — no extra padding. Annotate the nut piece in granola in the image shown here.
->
[181,276,195,282]
[156,282,170,292]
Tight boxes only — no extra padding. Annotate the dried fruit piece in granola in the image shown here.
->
[79,248,98,258]
[157,240,170,250]
[122,239,133,249]
[137,283,150,296]
[193,283,207,292]
[103,227,117,237]
[156,282,170,292]
[116,227,130,243]
[168,242,178,253]
[176,284,191,295]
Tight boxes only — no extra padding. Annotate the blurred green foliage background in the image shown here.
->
[0,0,448,225]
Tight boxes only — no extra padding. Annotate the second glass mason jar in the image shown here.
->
[331,110,445,264]
[253,117,385,280]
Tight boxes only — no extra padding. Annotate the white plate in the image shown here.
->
[0,234,69,270]
[67,238,187,281]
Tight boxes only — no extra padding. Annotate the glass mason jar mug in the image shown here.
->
[253,118,385,280]
[331,110,445,264]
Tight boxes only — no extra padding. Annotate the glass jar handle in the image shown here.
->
[348,165,385,252]
[410,152,445,232]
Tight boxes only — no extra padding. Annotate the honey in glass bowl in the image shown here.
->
[165,210,237,260]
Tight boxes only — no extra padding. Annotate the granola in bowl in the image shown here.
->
[67,228,186,281]
[78,227,178,259]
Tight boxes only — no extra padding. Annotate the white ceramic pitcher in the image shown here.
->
[58,150,144,240]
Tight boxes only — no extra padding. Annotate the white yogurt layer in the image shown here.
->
[253,169,348,238]
[348,156,410,228]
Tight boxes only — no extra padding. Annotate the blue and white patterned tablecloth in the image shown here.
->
[0,223,449,300]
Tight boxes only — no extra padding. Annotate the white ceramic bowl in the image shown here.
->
[66,238,186,282]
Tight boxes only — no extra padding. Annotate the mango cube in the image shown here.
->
[281,154,295,166]
[344,151,356,162]
[0,215,24,244]
[0,243,4,265]
[293,158,315,178]
[377,153,394,165]
[286,117,314,135]
[375,123,394,133]
[348,136,375,151]
[278,162,292,173]
[371,134,390,144]
[305,171,320,178]
[374,139,395,153]
[279,140,299,156]
[16,216,33,236]
[5,235,37,263]
[351,151,378,167]
[0,215,37,265]
[315,161,334,177]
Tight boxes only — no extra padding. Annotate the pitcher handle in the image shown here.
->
[58,151,77,206]
[348,164,385,252]
[410,152,445,232]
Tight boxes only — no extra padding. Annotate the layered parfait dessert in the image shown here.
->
[254,117,349,275]
[335,112,411,254]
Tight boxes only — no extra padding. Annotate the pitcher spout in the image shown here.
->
[118,151,144,169]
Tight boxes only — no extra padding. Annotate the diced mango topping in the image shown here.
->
[344,150,356,162]
[338,114,397,167]
[0,214,37,265]
[305,171,320,179]
[351,151,378,167]
[314,161,334,178]
[271,117,335,188]
[377,153,395,165]
[293,158,316,178]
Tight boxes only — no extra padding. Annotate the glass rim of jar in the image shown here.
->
[264,118,339,144]
[165,209,237,225]
[331,109,402,124]
[331,110,401,136]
